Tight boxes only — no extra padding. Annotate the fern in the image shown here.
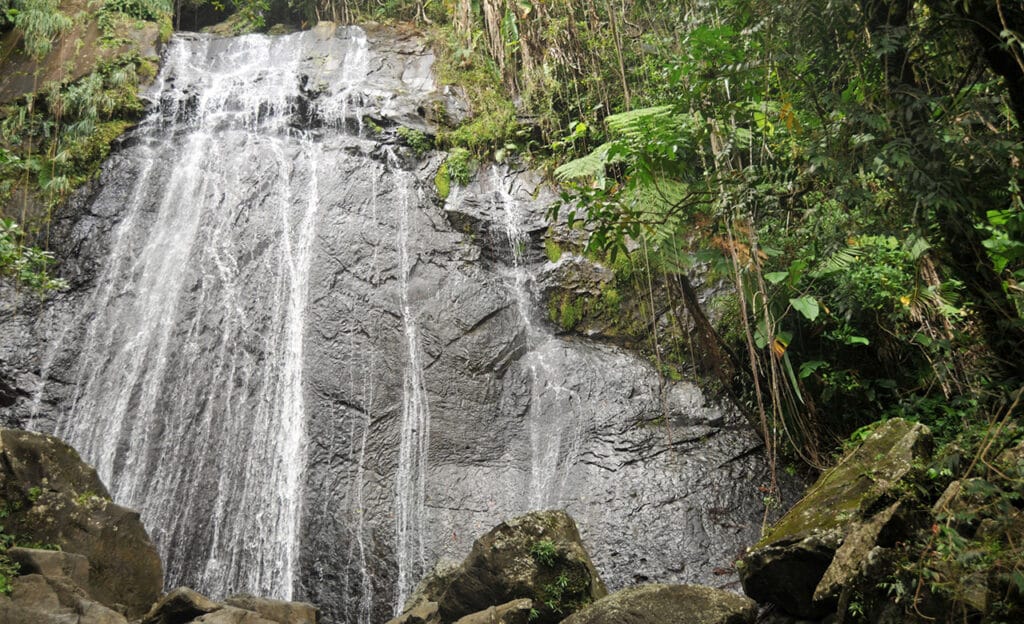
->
[554,141,613,183]
[605,105,675,137]
[812,245,862,277]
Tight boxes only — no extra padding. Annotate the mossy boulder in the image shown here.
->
[738,418,932,618]
[0,428,163,618]
[389,510,606,624]
[559,584,756,624]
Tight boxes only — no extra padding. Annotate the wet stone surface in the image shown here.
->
[0,24,778,624]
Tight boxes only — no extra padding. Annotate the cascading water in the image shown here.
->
[5,23,783,624]
[484,168,587,509]
[46,27,381,601]
[391,151,432,612]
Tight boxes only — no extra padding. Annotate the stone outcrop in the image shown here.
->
[141,588,318,624]
[389,510,606,624]
[6,547,90,589]
[0,0,164,106]
[225,594,319,624]
[0,574,319,624]
[0,428,163,617]
[738,418,932,618]
[560,584,757,624]
[0,572,128,624]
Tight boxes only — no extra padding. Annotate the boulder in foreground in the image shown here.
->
[389,509,606,624]
[560,584,756,624]
[738,418,932,618]
[0,428,163,618]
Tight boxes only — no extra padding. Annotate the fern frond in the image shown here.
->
[605,105,675,138]
[554,142,613,182]
[812,245,862,277]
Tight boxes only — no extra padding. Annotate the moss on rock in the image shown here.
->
[739,418,932,618]
[0,429,162,618]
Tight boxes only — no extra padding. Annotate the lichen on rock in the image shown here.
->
[738,418,933,618]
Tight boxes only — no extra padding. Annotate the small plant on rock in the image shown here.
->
[396,126,433,157]
[530,538,558,567]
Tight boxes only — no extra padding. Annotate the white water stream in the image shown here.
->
[46,29,374,600]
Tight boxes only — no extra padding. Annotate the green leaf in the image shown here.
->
[553,142,613,182]
[605,105,675,136]
[765,271,789,284]
[845,335,870,346]
[1011,570,1024,594]
[906,235,930,260]
[782,352,804,404]
[799,360,828,378]
[754,319,769,349]
[789,295,820,321]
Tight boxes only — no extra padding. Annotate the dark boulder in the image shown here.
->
[388,510,606,624]
[436,510,606,623]
[738,418,932,618]
[141,587,223,624]
[0,429,163,618]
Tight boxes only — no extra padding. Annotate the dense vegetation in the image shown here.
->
[0,0,170,293]
[1,0,1022,617]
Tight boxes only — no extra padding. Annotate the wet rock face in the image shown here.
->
[1,25,778,624]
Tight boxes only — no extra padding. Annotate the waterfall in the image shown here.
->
[485,168,587,509]
[5,23,778,624]
[50,28,375,600]
[391,152,431,612]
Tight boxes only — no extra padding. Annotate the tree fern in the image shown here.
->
[553,141,613,183]
[605,105,675,137]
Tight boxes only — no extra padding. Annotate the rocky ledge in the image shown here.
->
[387,509,755,624]
[0,428,317,624]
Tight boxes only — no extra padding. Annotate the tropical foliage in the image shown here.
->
[1,0,168,293]
[549,0,1024,464]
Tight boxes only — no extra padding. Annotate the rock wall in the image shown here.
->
[0,23,778,624]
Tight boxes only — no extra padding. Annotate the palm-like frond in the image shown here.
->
[554,141,613,182]
[605,105,675,137]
